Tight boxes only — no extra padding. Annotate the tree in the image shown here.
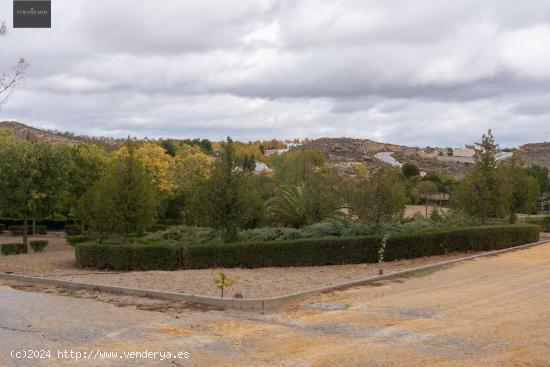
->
[159,139,177,157]
[0,133,66,248]
[0,21,28,108]
[199,137,262,242]
[452,130,512,223]
[270,149,325,185]
[503,155,540,220]
[417,180,438,219]
[348,166,406,226]
[90,141,157,240]
[401,162,420,178]
[525,165,550,194]
[169,144,213,223]
[58,144,108,228]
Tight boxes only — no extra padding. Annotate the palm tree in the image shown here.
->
[266,183,312,228]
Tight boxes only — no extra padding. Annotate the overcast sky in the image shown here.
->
[1,0,550,147]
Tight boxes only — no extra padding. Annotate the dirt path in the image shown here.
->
[1,242,549,366]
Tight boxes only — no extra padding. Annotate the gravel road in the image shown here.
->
[1,241,549,366]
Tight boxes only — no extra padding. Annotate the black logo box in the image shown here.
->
[13,0,51,28]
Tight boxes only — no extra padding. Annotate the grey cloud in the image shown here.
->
[1,0,550,147]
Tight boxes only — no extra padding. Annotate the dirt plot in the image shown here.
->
[2,241,548,366]
[0,232,71,251]
[1,242,487,298]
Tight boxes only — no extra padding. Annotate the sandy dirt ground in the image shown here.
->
[1,236,490,298]
[0,231,69,251]
[1,241,549,366]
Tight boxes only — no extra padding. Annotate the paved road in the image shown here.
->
[374,151,403,167]
[1,242,550,366]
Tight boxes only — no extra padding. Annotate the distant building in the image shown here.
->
[453,147,476,158]
[264,142,302,156]
[254,162,273,174]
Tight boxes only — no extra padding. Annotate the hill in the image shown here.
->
[2,122,548,179]
[0,121,122,148]
[301,137,473,178]
[518,142,550,168]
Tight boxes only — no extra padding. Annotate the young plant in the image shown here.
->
[36,264,52,277]
[214,271,239,298]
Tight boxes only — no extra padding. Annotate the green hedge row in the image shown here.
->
[1,243,28,256]
[75,224,540,270]
[524,216,550,232]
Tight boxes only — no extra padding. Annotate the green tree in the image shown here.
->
[90,141,157,240]
[200,137,263,242]
[0,133,67,248]
[401,162,420,178]
[270,149,325,185]
[348,166,406,226]
[452,130,512,223]
[503,155,540,219]
[525,165,549,194]
[58,144,108,229]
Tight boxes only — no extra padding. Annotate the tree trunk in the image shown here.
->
[80,221,85,235]
[22,217,29,249]
[32,218,36,236]
[425,200,428,219]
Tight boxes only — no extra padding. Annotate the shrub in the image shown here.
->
[1,243,28,255]
[76,242,181,270]
[76,224,539,270]
[64,224,81,236]
[30,240,49,252]
[524,216,550,232]
[184,224,539,269]
[66,235,93,247]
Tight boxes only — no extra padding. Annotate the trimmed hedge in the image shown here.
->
[1,243,28,256]
[75,224,540,270]
[30,240,49,252]
[66,235,93,247]
[76,243,180,270]
[64,224,81,236]
[524,216,550,232]
[0,219,72,231]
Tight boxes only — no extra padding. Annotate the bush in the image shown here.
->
[76,243,181,270]
[1,243,28,255]
[0,223,4,233]
[64,224,81,236]
[0,219,72,231]
[30,240,49,252]
[76,224,539,270]
[36,225,47,235]
[524,216,550,232]
[66,235,93,247]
